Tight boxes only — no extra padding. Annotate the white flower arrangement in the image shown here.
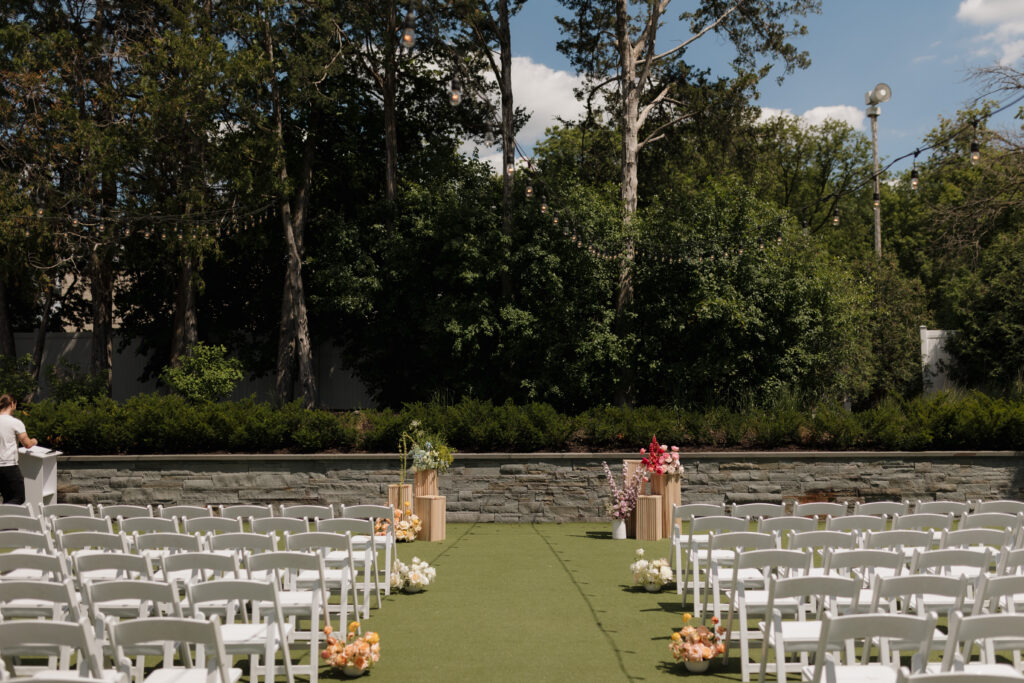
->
[630,548,673,587]
[391,557,437,592]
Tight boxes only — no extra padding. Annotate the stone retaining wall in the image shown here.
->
[55,451,1024,522]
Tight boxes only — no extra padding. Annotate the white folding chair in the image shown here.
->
[74,551,154,588]
[793,502,848,520]
[245,551,330,683]
[758,516,816,540]
[343,504,396,596]
[218,505,274,521]
[974,501,1024,516]
[208,532,278,559]
[97,504,154,521]
[0,503,36,517]
[183,517,243,537]
[0,549,68,581]
[942,528,1014,553]
[997,549,1024,577]
[283,531,358,621]
[915,501,972,516]
[156,506,213,526]
[0,616,117,681]
[938,611,1024,676]
[0,529,54,555]
[0,578,82,621]
[278,505,333,522]
[803,611,937,683]
[704,531,778,621]
[896,668,1024,683]
[856,501,910,517]
[109,616,241,683]
[0,515,46,533]
[682,515,749,611]
[864,529,935,567]
[722,549,811,683]
[158,551,244,593]
[788,530,860,577]
[959,513,1023,536]
[118,517,179,536]
[757,574,862,683]
[732,503,787,522]
[41,503,96,519]
[871,574,968,659]
[132,532,204,571]
[894,513,956,544]
[251,517,307,536]
[827,514,888,533]
[51,516,113,534]
[55,530,131,560]
[671,503,726,595]
[823,548,904,613]
[313,518,383,616]
[186,580,294,683]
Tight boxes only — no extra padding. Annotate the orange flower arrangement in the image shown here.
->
[669,613,726,663]
[321,621,380,675]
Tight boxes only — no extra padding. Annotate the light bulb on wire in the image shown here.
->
[872,191,880,209]
[832,207,840,226]
[449,77,462,106]
[970,121,980,165]
[540,196,548,214]
[525,183,534,199]
[910,150,920,190]
[399,10,416,50]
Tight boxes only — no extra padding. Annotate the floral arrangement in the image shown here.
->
[640,434,682,475]
[374,501,422,542]
[398,420,454,480]
[602,460,648,519]
[321,621,380,674]
[390,556,437,592]
[630,548,673,587]
[669,613,726,663]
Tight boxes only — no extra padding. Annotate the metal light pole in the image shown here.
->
[865,83,891,257]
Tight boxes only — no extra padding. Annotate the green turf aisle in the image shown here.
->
[355,523,741,682]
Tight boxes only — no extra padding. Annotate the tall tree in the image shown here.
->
[556,0,820,405]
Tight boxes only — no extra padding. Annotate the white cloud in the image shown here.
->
[462,56,587,171]
[957,0,1024,63]
[757,104,866,131]
[913,54,938,64]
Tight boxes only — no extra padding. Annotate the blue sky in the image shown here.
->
[481,0,1024,172]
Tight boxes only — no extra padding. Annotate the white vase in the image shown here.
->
[341,664,367,678]
[611,518,627,540]
[404,584,424,594]
[684,660,710,673]
[644,582,662,593]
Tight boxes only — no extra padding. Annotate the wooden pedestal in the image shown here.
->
[624,459,644,539]
[651,472,682,539]
[387,484,413,514]
[636,494,663,541]
[415,495,446,542]
[414,469,439,498]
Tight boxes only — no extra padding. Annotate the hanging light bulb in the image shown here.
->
[525,183,534,199]
[482,130,494,147]
[399,9,416,50]
[505,159,515,176]
[540,196,548,214]
[970,140,980,165]
[449,77,462,106]
[776,230,783,244]
[552,213,559,226]
[758,237,765,251]
[832,207,840,226]
[872,191,880,209]
[72,218,78,227]
[910,165,919,191]
[36,208,43,217]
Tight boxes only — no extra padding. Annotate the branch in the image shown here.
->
[638,113,691,149]
[637,84,670,130]
[635,0,670,87]
[313,20,346,88]
[653,0,748,62]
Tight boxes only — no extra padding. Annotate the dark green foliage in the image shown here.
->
[0,354,35,403]
[45,359,108,403]
[19,394,1024,454]
[159,343,244,403]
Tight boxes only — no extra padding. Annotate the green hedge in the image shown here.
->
[15,391,1024,455]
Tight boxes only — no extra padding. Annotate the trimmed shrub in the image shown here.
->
[160,343,244,403]
[0,354,36,403]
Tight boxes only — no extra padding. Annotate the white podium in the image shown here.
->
[17,446,60,507]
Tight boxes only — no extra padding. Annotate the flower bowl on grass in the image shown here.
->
[630,548,672,592]
[322,621,380,678]
[669,613,725,672]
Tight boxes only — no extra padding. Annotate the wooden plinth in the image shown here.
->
[414,469,439,498]
[637,494,663,541]
[415,495,446,542]
[387,484,413,514]
[651,472,682,539]
[624,459,644,539]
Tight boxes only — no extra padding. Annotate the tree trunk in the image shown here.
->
[169,253,198,366]
[0,277,15,357]
[614,0,640,407]
[89,249,113,395]
[383,0,398,233]
[498,0,514,300]
[25,280,54,402]
[267,14,317,408]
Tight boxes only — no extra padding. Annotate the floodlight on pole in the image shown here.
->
[864,82,890,257]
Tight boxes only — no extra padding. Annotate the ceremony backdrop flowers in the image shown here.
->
[602,460,648,519]
[640,435,681,475]
[375,501,422,542]
[398,420,454,479]
[669,613,726,663]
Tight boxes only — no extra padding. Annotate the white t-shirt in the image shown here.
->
[0,414,26,467]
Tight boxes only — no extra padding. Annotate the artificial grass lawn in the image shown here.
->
[354,522,739,682]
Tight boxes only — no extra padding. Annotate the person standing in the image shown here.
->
[0,393,35,505]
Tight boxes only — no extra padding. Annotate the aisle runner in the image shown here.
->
[364,522,686,682]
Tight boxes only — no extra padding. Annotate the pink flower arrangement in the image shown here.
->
[640,435,682,475]
[669,613,726,663]
[602,460,648,520]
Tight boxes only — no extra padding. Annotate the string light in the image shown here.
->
[505,159,514,176]
[832,207,840,226]
[399,10,416,50]
[525,183,534,199]
[970,120,980,165]
[552,213,559,226]
[540,196,548,214]
[910,150,919,190]
[449,77,462,106]
[872,192,880,209]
